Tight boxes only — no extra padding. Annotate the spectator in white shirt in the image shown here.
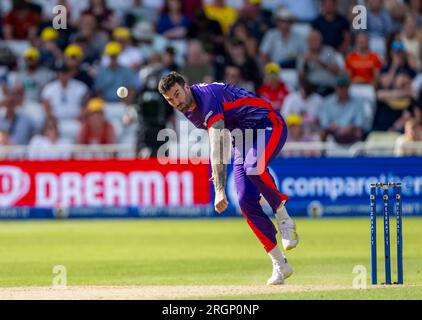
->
[28,116,71,160]
[282,78,323,134]
[8,47,53,102]
[259,8,305,68]
[41,64,89,121]
[320,75,365,144]
[94,42,138,103]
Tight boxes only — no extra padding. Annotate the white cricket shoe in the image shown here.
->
[278,218,299,251]
[266,259,294,285]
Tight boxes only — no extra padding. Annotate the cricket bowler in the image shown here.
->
[158,72,299,285]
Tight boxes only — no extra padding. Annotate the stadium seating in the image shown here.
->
[362,131,402,156]
[349,84,376,132]
[280,69,299,91]
[369,36,387,60]
[349,84,376,103]
[104,102,127,121]
[58,119,81,143]
[22,101,45,132]
[2,40,31,57]
[292,23,312,41]
[103,102,138,144]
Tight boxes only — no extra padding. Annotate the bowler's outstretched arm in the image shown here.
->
[208,119,230,213]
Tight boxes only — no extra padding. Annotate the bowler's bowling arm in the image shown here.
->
[208,119,230,192]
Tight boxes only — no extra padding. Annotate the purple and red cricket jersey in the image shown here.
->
[185,83,289,252]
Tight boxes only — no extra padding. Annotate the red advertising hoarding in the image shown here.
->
[0,160,211,208]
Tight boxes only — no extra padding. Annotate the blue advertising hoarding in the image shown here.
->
[226,157,422,217]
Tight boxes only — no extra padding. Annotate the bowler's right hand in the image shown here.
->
[214,189,228,214]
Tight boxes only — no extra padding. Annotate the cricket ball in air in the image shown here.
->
[117,86,128,98]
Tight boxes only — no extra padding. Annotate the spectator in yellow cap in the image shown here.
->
[85,97,105,113]
[64,44,94,89]
[284,114,321,157]
[104,41,122,56]
[94,42,138,103]
[257,62,289,112]
[24,47,40,61]
[64,44,83,59]
[39,27,62,69]
[203,0,237,34]
[113,27,131,41]
[41,27,59,42]
[101,27,143,71]
[7,48,53,102]
[77,97,116,146]
[286,113,303,126]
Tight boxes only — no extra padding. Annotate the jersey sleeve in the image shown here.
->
[200,93,225,128]
[206,110,224,128]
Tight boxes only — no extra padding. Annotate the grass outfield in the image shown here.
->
[0,217,421,299]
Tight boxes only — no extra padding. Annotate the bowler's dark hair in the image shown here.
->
[158,72,186,94]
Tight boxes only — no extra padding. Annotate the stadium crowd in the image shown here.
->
[0,0,421,158]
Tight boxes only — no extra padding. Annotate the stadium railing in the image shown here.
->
[0,144,136,159]
[1,141,422,159]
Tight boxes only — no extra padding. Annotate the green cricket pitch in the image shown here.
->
[0,217,421,299]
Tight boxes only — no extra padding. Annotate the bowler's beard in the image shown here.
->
[178,104,190,113]
[179,91,194,113]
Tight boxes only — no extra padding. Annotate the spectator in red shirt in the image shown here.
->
[3,0,41,40]
[182,0,203,19]
[77,97,116,145]
[257,62,289,112]
[345,32,383,85]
